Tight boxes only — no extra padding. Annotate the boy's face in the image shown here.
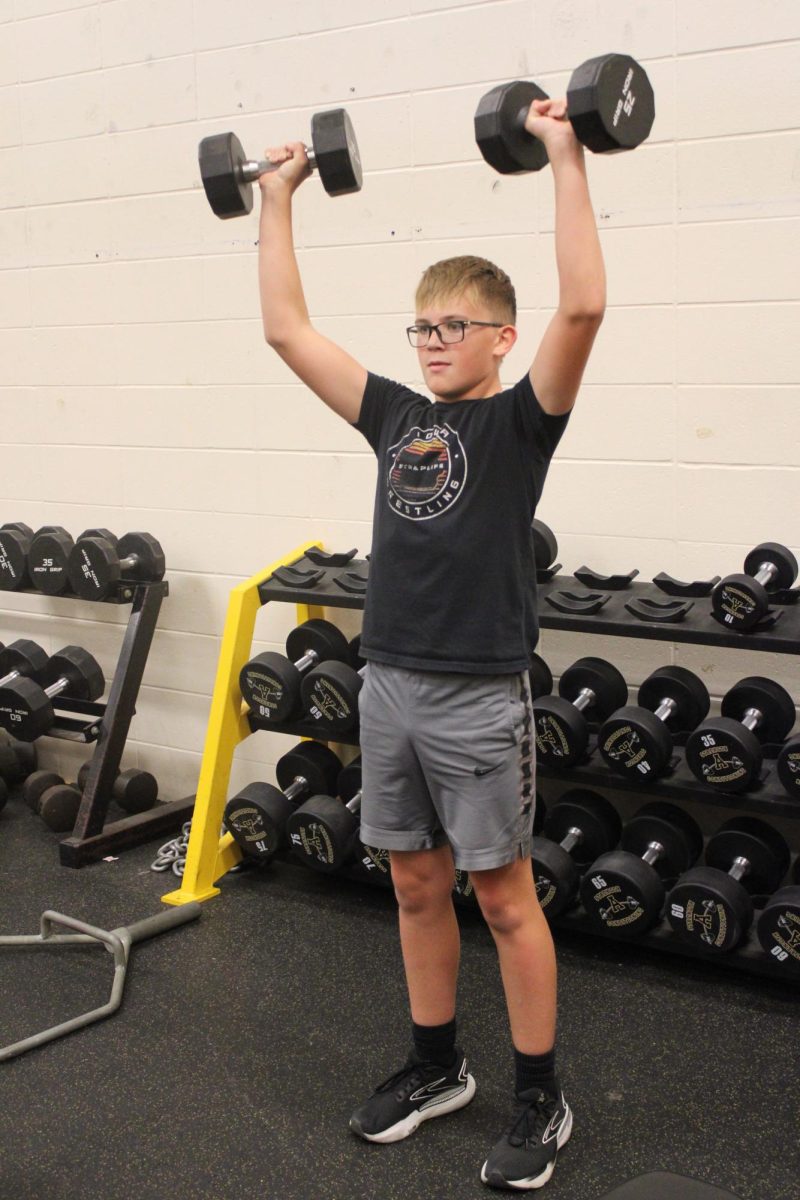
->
[413,290,516,401]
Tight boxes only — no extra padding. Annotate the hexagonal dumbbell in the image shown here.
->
[0,639,49,694]
[711,542,798,632]
[77,761,158,814]
[0,522,37,591]
[68,530,165,600]
[0,732,38,814]
[223,740,342,864]
[199,108,362,220]
[579,802,703,938]
[533,657,629,767]
[286,756,364,874]
[757,857,800,977]
[0,645,105,741]
[532,790,621,920]
[26,527,115,595]
[667,817,791,955]
[598,666,710,782]
[475,53,655,175]
[685,677,796,794]
[240,619,351,724]
[21,770,82,832]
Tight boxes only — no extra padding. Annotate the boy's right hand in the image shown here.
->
[259,141,312,195]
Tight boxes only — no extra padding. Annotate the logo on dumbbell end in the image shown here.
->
[387,423,467,521]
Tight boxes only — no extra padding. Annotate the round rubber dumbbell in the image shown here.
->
[711,542,798,632]
[579,802,703,938]
[287,756,364,874]
[68,531,165,600]
[532,790,622,920]
[533,657,629,767]
[0,645,105,741]
[77,761,158,814]
[776,734,800,800]
[199,107,362,220]
[21,770,82,832]
[223,740,342,864]
[667,817,791,955]
[685,677,796,794]
[240,619,351,724]
[757,857,800,977]
[598,666,710,782]
[27,527,115,595]
[301,647,367,734]
[475,52,655,174]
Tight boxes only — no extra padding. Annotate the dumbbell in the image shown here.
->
[199,107,362,220]
[239,619,352,724]
[27,526,115,595]
[223,740,342,864]
[0,523,37,590]
[0,639,48,693]
[533,657,629,767]
[711,542,798,631]
[598,666,710,782]
[757,857,800,976]
[532,790,621,919]
[76,761,158,814]
[532,519,558,572]
[776,735,800,800]
[286,756,363,874]
[22,771,82,832]
[579,802,703,938]
[0,730,37,785]
[0,645,104,741]
[67,531,165,600]
[667,818,791,955]
[475,52,655,175]
[685,677,796,794]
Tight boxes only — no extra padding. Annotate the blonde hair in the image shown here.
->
[415,256,516,324]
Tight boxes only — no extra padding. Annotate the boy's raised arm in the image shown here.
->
[258,142,368,425]
[527,100,606,417]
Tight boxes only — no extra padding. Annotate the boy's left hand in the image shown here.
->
[524,98,581,159]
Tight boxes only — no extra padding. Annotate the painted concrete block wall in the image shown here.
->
[0,0,797,805]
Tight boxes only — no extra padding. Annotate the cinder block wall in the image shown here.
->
[0,0,797,805]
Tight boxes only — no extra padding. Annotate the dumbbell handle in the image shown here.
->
[572,687,597,714]
[559,825,584,856]
[740,706,765,735]
[43,675,72,701]
[241,148,319,184]
[641,839,666,868]
[726,855,752,884]
[345,789,362,815]
[0,668,22,688]
[294,649,322,673]
[284,775,311,803]
[652,696,678,724]
[751,559,780,588]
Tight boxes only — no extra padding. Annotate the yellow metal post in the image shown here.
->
[162,541,322,905]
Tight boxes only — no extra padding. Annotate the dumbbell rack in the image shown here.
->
[162,543,800,985]
[4,576,195,867]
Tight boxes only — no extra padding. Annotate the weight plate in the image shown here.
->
[667,868,753,953]
[706,818,790,894]
[579,851,665,936]
[224,781,289,860]
[531,518,558,569]
[533,696,589,766]
[276,740,341,795]
[685,717,761,792]
[743,542,798,591]
[28,528,73,595]
[721,677,796,744]
[560,657,628,719]
[756,886,800,974]
[531,837,579,918]
[544,789,621,863]
[285,618,349,668]
[638,665,710,731]
[529,652,553,700]
[117,532,166,583]
[474,80,550,174]
[776,737,800,799]
[287,795,360,872]
[199,132,253,219]
[240,652,302,723]
[0,529,30,591]
[621,801,703,877]
[310,108,363,196]
[567,53,655,153]
[599,706,672,780]
[301,661,362,733]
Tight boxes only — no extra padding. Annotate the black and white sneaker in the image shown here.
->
[349,1048,476,1144]
[481,1085,572,1190]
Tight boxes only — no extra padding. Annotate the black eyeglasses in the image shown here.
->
[405,319,503,347]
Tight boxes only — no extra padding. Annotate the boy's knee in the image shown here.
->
[470,862,538,934]
[390,849,454,914]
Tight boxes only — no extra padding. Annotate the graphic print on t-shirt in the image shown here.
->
[386,423,468,521]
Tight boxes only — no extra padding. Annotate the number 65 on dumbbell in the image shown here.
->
[199,108,363,219]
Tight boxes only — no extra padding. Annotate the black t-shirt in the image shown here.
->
[353,371,570,673]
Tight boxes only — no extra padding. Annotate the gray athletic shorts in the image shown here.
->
[358,662,536,871]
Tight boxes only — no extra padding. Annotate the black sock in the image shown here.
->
[412,1017,457,1067]
[514,1046,557,1098]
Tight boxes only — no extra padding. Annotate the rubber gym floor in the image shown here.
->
[0,797,797,1200]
